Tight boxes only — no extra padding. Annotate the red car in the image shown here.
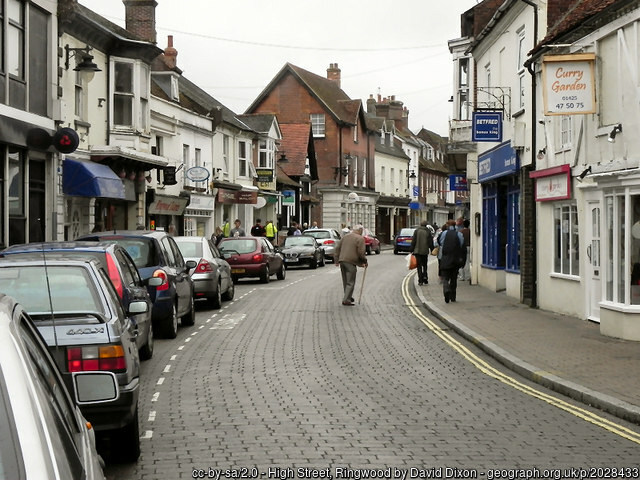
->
[363,229,381,255]
[218,236,286,283]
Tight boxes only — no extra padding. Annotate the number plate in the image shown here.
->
[231,268,245,274]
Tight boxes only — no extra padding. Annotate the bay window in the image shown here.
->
[112,58,150,132]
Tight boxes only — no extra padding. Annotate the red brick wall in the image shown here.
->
[123,0,157,43]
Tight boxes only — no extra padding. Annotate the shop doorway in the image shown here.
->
[586,200,602,323]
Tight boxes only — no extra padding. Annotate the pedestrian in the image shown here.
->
[212,226,224,246]
[230,219,245,237]
[265,220,278,245]
[458,218,471,281]
[301,222,308,232]
[438,219,465,303]
[333,224,368,306]
[309,221,318,229]
[410,220,435,286]
[288,221,301,236]
[251,218,266,237]
[221,219,231,238]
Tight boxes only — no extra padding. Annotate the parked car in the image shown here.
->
[362,229,381,255]
[1,241,158,360]
[218,236,286,283]
[76,231,196,339]
[303,228,342,262]
[174,236,235,309]
[0,257,146,462]
[394,227,416,254]
[279,235,325,269]
[0,293,118,479]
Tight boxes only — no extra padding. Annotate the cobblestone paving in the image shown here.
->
[106,252,640,479]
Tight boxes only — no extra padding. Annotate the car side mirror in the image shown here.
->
[147,277,163,287]
[72,371,119,405]
[128,300,149,315]
[185,260,197,269]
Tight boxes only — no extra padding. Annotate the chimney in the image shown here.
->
[123,0,157,44]
[163,35,178,69]
[366,94,376,115]
[327,63,341,88]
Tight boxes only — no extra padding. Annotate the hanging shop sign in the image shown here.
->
[529,164,571,202]
[472,111,503,142]
[282,190,295,206]
[148,194,189,215]
[478,141,519,183]
[185,166,210,182]
[542,53,596,115]
[256,168,274,183]
[449,174,468,191]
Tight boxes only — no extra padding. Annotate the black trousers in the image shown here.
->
[414,254,429,283]
[441,267,459,300]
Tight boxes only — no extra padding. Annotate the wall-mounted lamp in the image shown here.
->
[277,152,289,164]
[97,98,106,107]
[608,123,622,143]
[409,170,417,179]
[64,44,101,82]
[578,166,592,181]
[537,147,546,160]
[333,153,352,177]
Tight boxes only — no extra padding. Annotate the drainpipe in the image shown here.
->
[520,0,538,308]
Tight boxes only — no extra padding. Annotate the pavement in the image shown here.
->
[410,257,640,425]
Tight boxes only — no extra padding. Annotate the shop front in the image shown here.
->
[147,191,190,234]
[184,193,215,237]
[477,141,521,297]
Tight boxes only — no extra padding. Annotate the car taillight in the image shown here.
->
[195,259,214,273]
[67,345,126,373]
[323,240,335,245]
[153,269,169,291]
[106,254,124,299]
[252,254,263,263]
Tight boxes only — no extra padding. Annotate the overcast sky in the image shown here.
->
[79,0,479,136]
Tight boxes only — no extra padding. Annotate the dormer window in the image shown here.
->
[170,75,179,101]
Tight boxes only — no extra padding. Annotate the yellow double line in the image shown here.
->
[401,273,640,445]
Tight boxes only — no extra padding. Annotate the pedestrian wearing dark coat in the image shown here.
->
[438,219,465,303]
[333,224,368,306]
[411,220,434,285]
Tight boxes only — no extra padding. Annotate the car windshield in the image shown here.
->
[284,237,315,247]
[175,240,202,258]
[305,230,330,239]
[219,239,256,254]
[0,266,103,315]
[107,238,157,268]
[399,228,415,236]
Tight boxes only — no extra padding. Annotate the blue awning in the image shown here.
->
[63,158,126,199]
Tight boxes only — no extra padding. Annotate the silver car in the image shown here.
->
[174,236,235,309]
[0,293,118,479]
[303,228,342,262]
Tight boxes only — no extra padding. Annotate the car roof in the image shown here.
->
[0,256,101,267]
[1,241,122,256]
[77,230,167,239]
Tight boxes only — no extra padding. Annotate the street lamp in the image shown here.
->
[334,153,352,177]
[64,44,101,83]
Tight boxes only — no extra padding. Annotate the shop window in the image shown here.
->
[553,203,579,276]
[482,182,506,269]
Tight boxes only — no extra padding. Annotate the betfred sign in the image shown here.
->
[472,112,502,142]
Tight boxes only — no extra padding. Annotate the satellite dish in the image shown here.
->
[254,197,267,209]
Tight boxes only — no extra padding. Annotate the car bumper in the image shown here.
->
[395,243,412,252]
[79,377,139,432]
[192,274,217,297]
[229,264,266,278]
[284,257,314,267]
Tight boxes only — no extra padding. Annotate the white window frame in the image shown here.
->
[111,57,150,132]
[222,135,230,174]
[311,114,325,138]
[559,116,573,151]
[238,140,249,177]
[553,202,579,277]
[258,139,274,168]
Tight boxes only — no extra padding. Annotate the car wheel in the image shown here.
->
[319,255,326,267]
[310,257,318,269]
[375,245,381,254]
[260,265,270,283]
[222,280,235,301]
[231,276,239,284]
[181,294,195,326]
[393,248,398,255]
[210,282,222,309]
[366,245,371,255]
[162,303,179,339]
[276,262,286,280]
[139,321,154,361]
[114,406,140,463]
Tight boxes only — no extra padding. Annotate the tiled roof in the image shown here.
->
[237,114,277,134]
[279,123,312,177]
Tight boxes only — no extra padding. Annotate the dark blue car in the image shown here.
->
[76,231,196,339]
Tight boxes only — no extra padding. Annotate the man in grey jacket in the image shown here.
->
[411,220,435,285]
[333,224,368,306]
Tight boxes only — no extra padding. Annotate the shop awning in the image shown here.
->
[90,145,168,169]
[63,158,126,200]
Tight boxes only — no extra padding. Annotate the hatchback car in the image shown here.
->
[0,293,118,479]
[303,228,342,262]
[76,231,196,339]
[362,229,381,255]
[394,227,416,254]
[0,257,146,462]
[174,236,235,309]
[218,236,286,283]
[1,241,158,360]
[279,235,325,269]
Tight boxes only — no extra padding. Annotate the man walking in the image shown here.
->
[333,224,368,306]
[411,220,434,285]
[265,220,277,245]
[251,219,265,237]
[438,219,465,303]
[229,219,245,237]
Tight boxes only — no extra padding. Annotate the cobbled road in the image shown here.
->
[105,250,640,480]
